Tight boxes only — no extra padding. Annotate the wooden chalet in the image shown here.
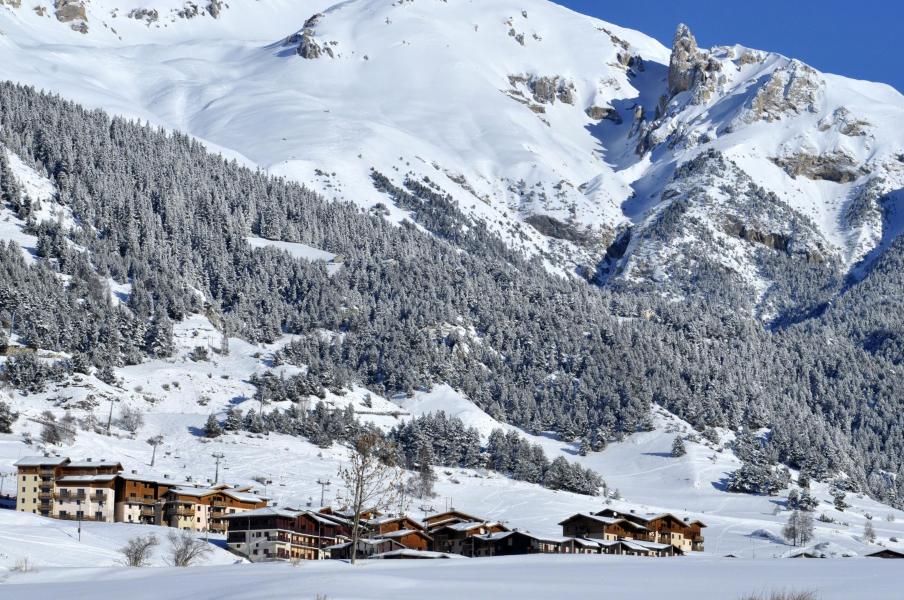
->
[164,484,267,533]
[865,548,904,559]
[471,530,568,557]
[559,513,650,542]
[225,507,350,561]
[591,508,704,552]
[432,521,510,555]
[326,538,406,560]
[115,473,183,525]
[423,510,483,531]
[373,549,463,560]
[367,514,426,535]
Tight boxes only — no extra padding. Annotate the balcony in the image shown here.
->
[209,522,228,532]
[58,493,87,502]
[140,507,157,518]
[38,491,55,500]
[167,507,196,518]
[40,469,55,478]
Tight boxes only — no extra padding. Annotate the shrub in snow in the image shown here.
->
[167,531,212,567]
[119,534,159,567]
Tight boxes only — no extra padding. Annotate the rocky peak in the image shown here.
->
[667,24,700,97]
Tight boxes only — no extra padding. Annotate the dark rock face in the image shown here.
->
[294,13,333,60]
[54,0,86,23]
[668,24,700,97]
[524,215,589,244]
[586,106,622,123]
[723,217,792,253]
[771,152,867,184]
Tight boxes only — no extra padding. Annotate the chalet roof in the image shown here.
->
[375,529,432,540]
[558,513,647,531]
[425,510,481,523]
[223,507,303,520]
[367,515,425,529]
[570,537,602,548]
[119,473,186,486]
[630,540,674,551]
[686,519,708,528]
[56,474,119,484]
[866,548,904,558]
[473,531,513,542]
[169,486,217,498]
[14,456,69,467]
[474,530,568,544]
[222,489,267,504]
[303,511,347,526]
[326,538,401,551]
[620,540,655,554]
[442,520,506,533]
[65,460,122,469]
[373,549,466,560]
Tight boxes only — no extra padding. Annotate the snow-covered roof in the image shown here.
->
[375,529,430,540]
[14,456,69,467]
[473,531,513,542]
[57,474,118,484]
[373,549,466,560]
[630,540,673,551]
[443,521,503,533]
[66,460,122,469]
[120,473,186,486]
[169,486,217,498]
[620,540,652,552]
[558,513,632,527]
[222,489,266,504]
[223,507,302,520]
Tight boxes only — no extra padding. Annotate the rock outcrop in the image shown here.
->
[54,0,87,33]
[290,13,334,59]
[742,60,822,123]
[771,151,867,183]
[666,24,722,103]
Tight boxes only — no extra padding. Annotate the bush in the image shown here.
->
[117,405,145,434]
[167,531,212,567]
[119,534,159,567]
[738,592,818,600]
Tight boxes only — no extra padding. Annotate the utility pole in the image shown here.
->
[105,397,115,436]
[316,478,331,560]
[212,452,225,483]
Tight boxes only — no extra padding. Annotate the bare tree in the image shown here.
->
[338,432,401,564]
[146,434,164,466]
[117,405,145,435]
[167,530,212,567]
[119,534,159,567]
[864,519,876,544]
[782,510,815,547]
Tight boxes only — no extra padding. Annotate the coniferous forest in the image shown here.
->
[3,82,904,505]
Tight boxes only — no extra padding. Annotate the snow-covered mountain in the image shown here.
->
[2,0,900,307]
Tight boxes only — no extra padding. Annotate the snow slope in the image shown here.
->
[0,510,240,573]
[2,0,903,291]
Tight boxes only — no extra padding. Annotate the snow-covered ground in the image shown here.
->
[4,553,904,599]
[0,510,239,573]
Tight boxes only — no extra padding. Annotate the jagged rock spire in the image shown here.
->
[668,23,701,97]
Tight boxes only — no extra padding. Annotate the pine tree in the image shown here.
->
[0,399,18,433]
[224,407,241,432]
[204,414,223,438]
[833,490,849,512]
[671,435,687,457]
